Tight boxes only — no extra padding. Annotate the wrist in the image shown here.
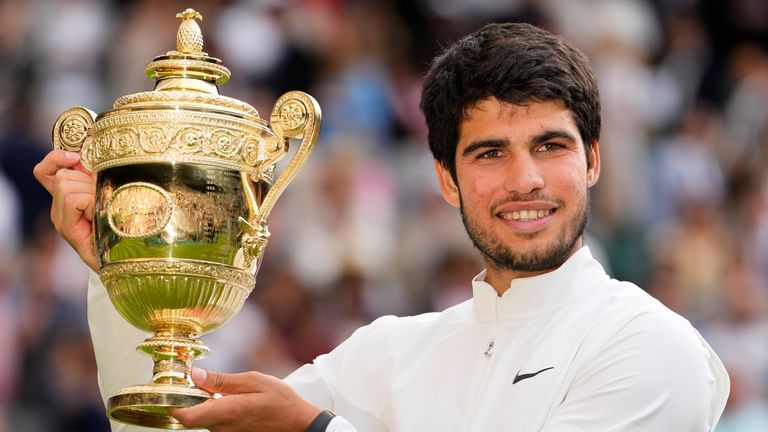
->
[292,402,322,432]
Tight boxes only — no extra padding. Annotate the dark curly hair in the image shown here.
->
[420,22,601,182]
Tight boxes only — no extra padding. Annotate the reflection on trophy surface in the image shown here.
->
[51,8,321,429]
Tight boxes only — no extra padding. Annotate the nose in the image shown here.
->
[503,152,545,194]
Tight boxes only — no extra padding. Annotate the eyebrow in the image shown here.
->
[531,130,578,145]
[460,129,578,158]
[461,138,508,158]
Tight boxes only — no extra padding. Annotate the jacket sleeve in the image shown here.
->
[87,270,160,432]
[326,416,357,431]
[284,316,402,431]
[541,309,730,432]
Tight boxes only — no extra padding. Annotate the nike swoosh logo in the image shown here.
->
[513,366,554,384]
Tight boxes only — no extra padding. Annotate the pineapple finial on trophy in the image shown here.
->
[175,8,205,55]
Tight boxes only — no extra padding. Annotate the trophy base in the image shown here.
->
[107,383,211,430]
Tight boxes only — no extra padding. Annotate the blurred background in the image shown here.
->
[0,0,766,430]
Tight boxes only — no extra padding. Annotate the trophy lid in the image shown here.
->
[113,8,258,117]
[79,9,282,175]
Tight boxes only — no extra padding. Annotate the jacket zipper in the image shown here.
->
[462,300,499,431]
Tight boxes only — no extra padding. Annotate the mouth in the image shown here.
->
[495,206,558,233]
[498,208,554,222]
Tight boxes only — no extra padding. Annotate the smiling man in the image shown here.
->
[36,22,729,432]
[437,99,596,287]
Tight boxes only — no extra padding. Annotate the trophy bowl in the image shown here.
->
[51,9,321,429]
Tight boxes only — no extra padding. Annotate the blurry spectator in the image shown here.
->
[200,299,268,375]
[656,7,712,124]
[427,250,480,312]
[12,225,102,430]
[722,43,768,173]
[319,269,373,345]
[254,269,335,365]
[244,325,301,380]
[729,169,768,282]
[0,95,50,243]
[646,202,733,321]
[652,104,725,224]
[276,147,399,293]
[307,2,398,148]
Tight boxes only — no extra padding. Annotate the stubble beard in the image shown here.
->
[460,192,590,273]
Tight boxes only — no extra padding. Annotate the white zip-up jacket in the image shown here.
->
[89,247,729,431]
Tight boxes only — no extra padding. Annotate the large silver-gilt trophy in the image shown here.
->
[51,9,321,429]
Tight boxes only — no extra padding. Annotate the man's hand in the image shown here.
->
[33,149,98,271]
[170,368,322,431]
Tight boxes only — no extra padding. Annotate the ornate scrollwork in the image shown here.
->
[139,126,171,153]
[175,127,208,154]
[138,338,210,358]
[100,259,255,291]
[278,101,308,132]
[113,91,255,117]
[53,107,96,153]
[86,111,280,175]
[211,129,241,157]
[114,128,140,155]
[61,119,87,146]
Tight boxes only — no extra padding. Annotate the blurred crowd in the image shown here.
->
[0,0,767,430]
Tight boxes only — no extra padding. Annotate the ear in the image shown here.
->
[434,160,460,208]
[586,140,601,187]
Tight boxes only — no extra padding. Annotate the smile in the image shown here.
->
[499,209,553,221]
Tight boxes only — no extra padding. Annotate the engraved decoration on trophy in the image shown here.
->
[51,9,321,429]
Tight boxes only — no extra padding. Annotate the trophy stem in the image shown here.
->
[107,332,213,429]
[139,331,210,387]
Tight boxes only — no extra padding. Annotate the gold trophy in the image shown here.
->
[51,9,321,429]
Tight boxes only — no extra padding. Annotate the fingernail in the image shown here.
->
[65,151,80,159]
[192,367,207,383]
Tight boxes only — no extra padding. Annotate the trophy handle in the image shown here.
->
[238,91,320,265]
[52,106,96,172]
[258,91,321,225]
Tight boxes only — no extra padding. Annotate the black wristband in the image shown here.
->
[305,410,336,432]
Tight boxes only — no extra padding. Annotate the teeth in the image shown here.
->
[501,209,552,221]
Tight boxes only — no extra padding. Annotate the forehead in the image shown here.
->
[458,98,579,144]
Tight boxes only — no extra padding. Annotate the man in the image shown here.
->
[35,22,729,431]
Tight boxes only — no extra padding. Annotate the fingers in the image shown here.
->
[169,397,235,430]
[50,168,98,271]
[33,150,85,194]
[193,368,268,396]
[57,191,98,270]
[51,170,94,233]
[51,169,94,223]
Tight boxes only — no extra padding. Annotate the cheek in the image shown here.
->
[465,174,496,206]
[555,164,589,201]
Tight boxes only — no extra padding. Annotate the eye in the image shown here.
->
[478,149,503,159]
[536,142,565,152]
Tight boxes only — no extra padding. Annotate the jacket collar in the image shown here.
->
[471,246,609,321]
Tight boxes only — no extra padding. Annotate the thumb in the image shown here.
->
[191,368,266,395]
